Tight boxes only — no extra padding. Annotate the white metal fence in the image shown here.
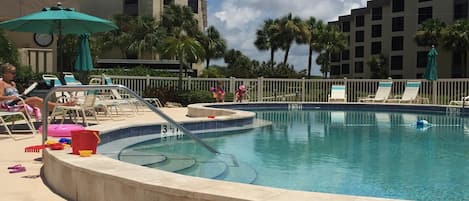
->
[90,75,469,105]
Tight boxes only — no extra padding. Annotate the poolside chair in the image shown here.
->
[328,85,347,102]
[359,81,393,102]
[449,96,469,106]
[49,93,99,126]
[385,81,421,104]
[63,72,82,85]
[0,97,38,140]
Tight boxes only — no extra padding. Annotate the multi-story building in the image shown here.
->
[329,0,468,79]
[0,0,207,74]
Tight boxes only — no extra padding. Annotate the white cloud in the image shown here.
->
[208,0,367,75]
[214,1,261,30]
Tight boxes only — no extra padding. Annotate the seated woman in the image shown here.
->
[0,63,76,121]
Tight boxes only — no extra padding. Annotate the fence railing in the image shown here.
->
[89,75,469,105]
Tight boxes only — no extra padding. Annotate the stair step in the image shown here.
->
[145,154,196,172]
[118,150,166,165]
[177,159,227,179]
[217,160,257,184]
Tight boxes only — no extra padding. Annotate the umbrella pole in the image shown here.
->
[58,21,63,74]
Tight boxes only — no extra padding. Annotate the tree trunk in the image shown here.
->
[178,62,183,91]
[270,48,275,69]
[283,45,290,64]
[206,58,210,68]
[307,45,313,78]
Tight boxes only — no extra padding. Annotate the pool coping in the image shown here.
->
[42,103,418,201]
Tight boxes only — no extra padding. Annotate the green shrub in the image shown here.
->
[143,86,215,106]
[175,90,214,106]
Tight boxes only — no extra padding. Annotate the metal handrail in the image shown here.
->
[41,85,221,155]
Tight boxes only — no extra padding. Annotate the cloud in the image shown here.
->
[208,0,367,75]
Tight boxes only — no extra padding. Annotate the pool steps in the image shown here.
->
[120,150,257,184]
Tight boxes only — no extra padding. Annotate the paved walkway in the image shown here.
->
[0,108,190,201]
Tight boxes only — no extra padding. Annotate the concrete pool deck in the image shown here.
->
[0,106,404,201]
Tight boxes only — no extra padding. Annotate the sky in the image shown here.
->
[207,0,368,75]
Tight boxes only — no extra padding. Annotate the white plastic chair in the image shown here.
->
[49,93,99,126]
[328,85,347,102]
[359,81,393,102]
[385,81,421,103]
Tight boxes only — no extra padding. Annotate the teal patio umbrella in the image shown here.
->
[425,46,438,81]
[74,34,93,71]
[0,2,117,72]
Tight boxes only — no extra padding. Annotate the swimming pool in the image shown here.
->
[119,109,469,201]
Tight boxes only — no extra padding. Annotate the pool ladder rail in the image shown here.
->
[42,84,239,166]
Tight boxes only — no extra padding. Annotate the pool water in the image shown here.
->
[121,110,469,201]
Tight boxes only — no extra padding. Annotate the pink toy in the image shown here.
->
[39,124,85,137]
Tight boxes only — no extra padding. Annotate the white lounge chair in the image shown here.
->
[359,81,393,102]
[449,96,469,106]
[385,81,421,103]
[328,85,346,102]
[50,93,99,126]
[63,72,82,85]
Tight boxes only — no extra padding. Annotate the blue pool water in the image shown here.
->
[120,110,469,201]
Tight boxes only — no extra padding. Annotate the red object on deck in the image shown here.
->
[71,130,100,155]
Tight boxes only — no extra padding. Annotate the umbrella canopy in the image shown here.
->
[0,4,117,34]
[74,34,93,71]
[0,2,117,72]
[425,46,438,81]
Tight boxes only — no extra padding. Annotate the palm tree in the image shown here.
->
[305,17,324,78]
[96,14,133,58]
[254,19,280,68]
[201,26,226,68]
[127,16,165,59]
[277,13,309,65]
[161,29,205,90]
[161,4,200,37]
[442,20,469,77]
[315,25,348,78]
[414,18,446,47]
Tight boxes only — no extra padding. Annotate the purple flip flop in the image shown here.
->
[9,166,26,173]
[7,164,23,169]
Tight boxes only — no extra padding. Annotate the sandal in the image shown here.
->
[7,164,23,169]
[9,166,26,173]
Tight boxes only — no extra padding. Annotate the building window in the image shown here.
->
[418,7,433,24]
[392,17,404,32]
[124,0,138,16]
[392,36,404,51]
[372,24,382,37]
[372,7,383,20]
[355,46,364,58]
[331,65,341,75]
[371,42,382,55]
[454,1,468,20]
[356,15,365,27]
[355,62,364,73]
[417,51,428,68]
[355,31,364,42]
[417,73,424,78]
[392,0,405,12]
[391,74,403,79]
[164,0,174,5]
[342,50,350,61]
[391,55,403,70]
[342,21,350,32]
[331,53,341,62]
[342,64,350,74]
[188,0,198,13]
